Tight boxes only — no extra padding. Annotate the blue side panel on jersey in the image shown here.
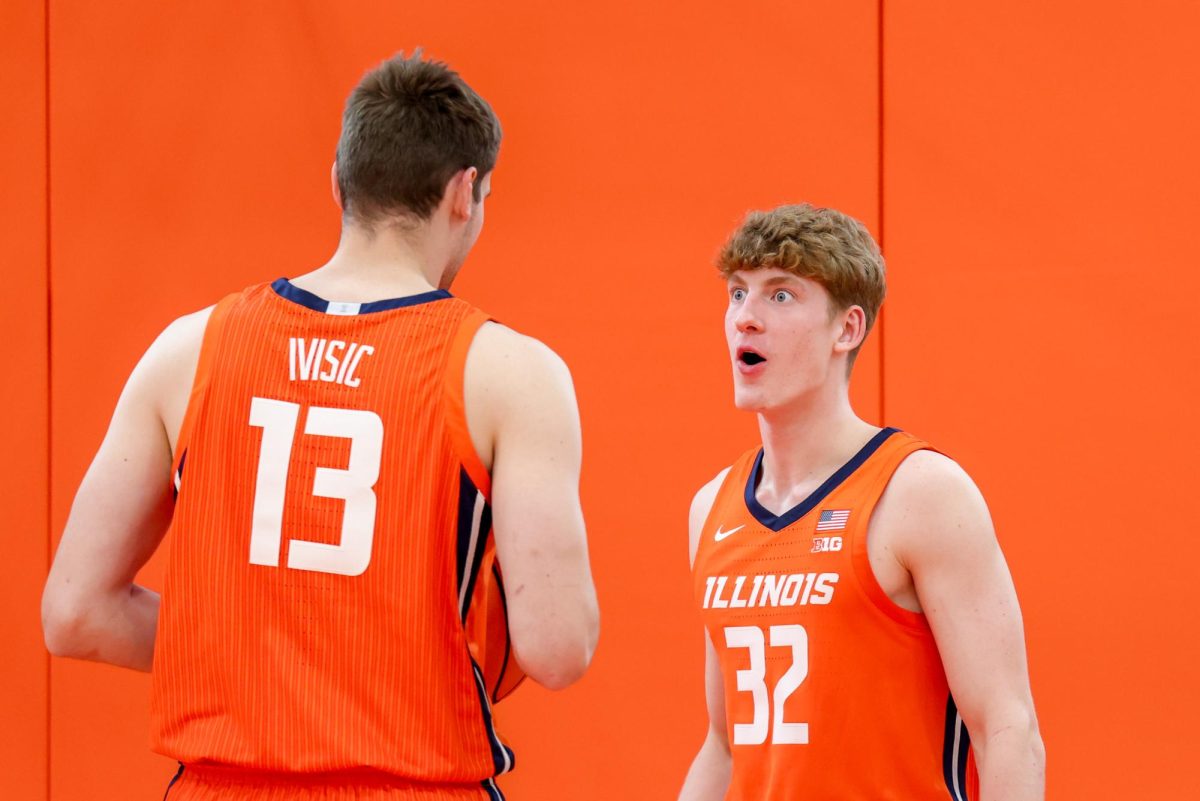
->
[470,660,516,776]
[489,563,517,702]
[942,694,972,801]
[162,763,184,800]
[455,468,491,622]
[172,449,187,500]
[744,427,900,532]
[481,777,506,801]
[271,277,451,314]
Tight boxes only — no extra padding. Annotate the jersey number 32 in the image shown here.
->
[725,624,810,745]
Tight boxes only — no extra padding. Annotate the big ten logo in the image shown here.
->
[811,536,843,553]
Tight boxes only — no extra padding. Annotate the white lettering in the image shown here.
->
[712,576,730,609]
[288,338,375,388]
[320,340,346,382]
[703,573,840,609]
[729,576,749,608]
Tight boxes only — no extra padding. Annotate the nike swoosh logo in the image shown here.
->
[714,524,745,542]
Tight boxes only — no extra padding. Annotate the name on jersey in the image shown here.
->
[702,572,839,610]
[288,338,374,387]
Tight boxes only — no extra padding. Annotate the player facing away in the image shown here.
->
[42,52,599,801]
[678,205,1045,801]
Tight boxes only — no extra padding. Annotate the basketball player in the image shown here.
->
[678,205,1044,800]
[42,52,599,800]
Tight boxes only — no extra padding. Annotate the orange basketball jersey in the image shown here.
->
[150,279,522,800]
[693,428,980,801]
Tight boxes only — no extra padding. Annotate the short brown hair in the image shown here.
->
[335,51,502,223]
[717,204,886,364]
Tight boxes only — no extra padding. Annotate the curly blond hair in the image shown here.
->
[717,204,885,365]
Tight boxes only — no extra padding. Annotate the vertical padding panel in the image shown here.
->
[0,1,49,799]
[48,2,343,798]
[884,1,1200,797]
[48,1,881,800]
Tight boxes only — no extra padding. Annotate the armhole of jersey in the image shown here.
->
[848,436,941,631]
[695,450,758,563]
[443,309,492,500]
[170,293,238,479]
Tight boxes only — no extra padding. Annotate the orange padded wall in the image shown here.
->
[0,0,49,798]
[883,2,1200,797]
[43,2,879,799]
[23,1,1197,800]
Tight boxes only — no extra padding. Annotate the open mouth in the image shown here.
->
[738,349,766,366]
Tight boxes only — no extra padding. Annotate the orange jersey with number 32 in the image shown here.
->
[693,429,980,801]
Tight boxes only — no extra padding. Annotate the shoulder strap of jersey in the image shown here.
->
[170,293,240,480]
[700,448,760,535]
[443,308,493,499]
[847,430,940,628]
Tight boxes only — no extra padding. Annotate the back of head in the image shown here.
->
[336,51,502,225]
[717,203,886,366]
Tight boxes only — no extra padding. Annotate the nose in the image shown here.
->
[731,297,763,334]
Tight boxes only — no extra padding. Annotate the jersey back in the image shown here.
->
[692,428,980,801]
[150,279,520,792]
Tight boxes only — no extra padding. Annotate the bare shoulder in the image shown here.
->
[689,467,731,565]
[466,322,575,415]
[879,449,996,565]
[134,307,213,386]
[469,321,571,382]
[126,306,214,442]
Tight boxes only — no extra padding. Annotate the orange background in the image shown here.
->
[4,0,1198,798]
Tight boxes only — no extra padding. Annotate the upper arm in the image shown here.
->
[889,452,1039,739]
[689,470,731,740]
[45,309,209,604]
[462,323,595,686]
[689,468,729,567]
[466,323,584,568]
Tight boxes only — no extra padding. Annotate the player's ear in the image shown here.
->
[447,167,478,221]
[834,305,868,354]
[331,162,344,210]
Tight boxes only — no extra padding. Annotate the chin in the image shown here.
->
[732,386,771,413]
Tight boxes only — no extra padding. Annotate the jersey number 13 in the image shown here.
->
[247,397,383,576]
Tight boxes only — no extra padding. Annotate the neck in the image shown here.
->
[294,219,447,300]
[755,380,878,505]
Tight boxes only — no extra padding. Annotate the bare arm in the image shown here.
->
[41,309,208,671]
[465,324,598,690]
[887,452,1046,801]
[679,470,732,801]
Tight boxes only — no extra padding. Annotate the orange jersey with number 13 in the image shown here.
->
[150,279,520,795]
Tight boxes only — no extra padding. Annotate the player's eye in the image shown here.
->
[730,288,747,302]
[772,290,792,302]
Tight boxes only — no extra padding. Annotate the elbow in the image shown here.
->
[513,606,600,691]
[520,639,595,690]
[41,586,95,660]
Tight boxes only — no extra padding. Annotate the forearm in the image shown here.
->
[678,732,731,801]
[43,583,160,672]
[975,722,1046,801]
[509,572,599,690]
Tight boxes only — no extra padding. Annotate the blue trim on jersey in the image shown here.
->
[271,277,451,314]
[743,427,899,532]
[489,563,521,702]
[481,777,506,801]
[471,660,516,776]
[172,449,187,500]
[456,469,492,622]
[162,763,184,800]
[942,694,972,801]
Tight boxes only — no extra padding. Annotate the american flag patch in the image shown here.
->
[815,509,850,531]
